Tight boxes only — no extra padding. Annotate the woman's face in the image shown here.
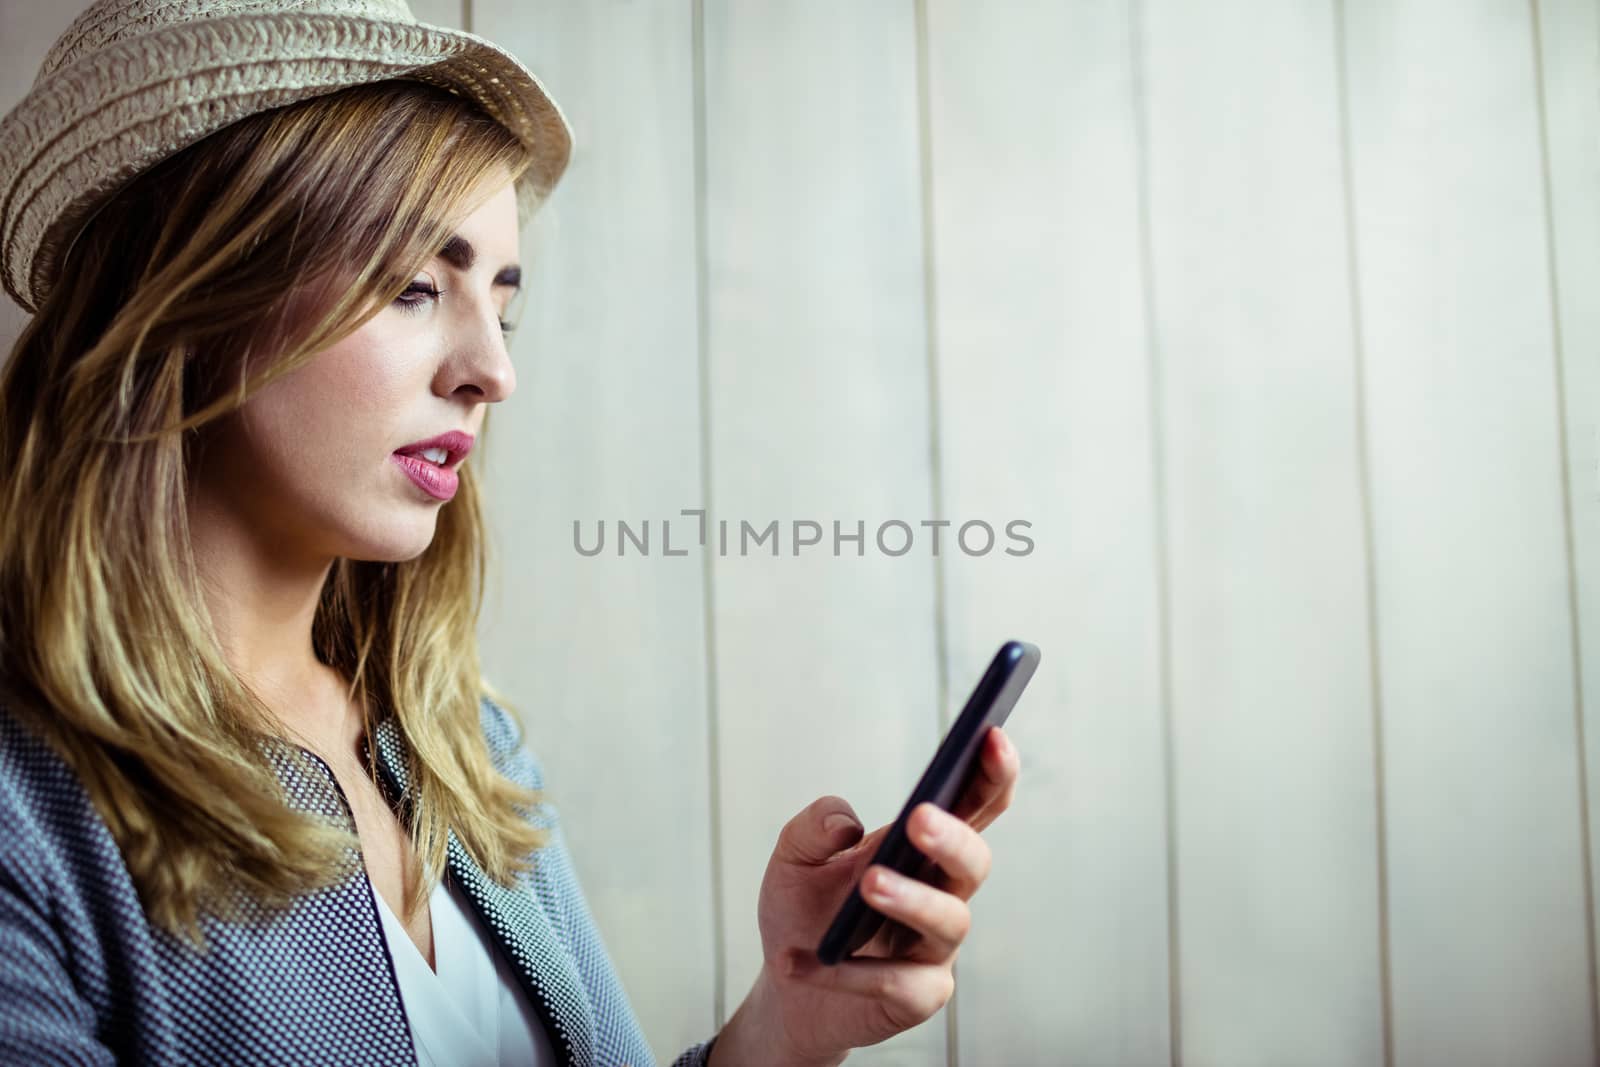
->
[189,170,522,567]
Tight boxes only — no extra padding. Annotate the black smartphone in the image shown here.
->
[815,639,1040,966]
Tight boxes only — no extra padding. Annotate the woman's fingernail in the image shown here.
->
[825,813,861,838]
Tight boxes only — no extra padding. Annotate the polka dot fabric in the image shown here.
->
[0,696,719,1066]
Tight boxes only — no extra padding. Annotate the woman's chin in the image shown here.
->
[339,512,441,563]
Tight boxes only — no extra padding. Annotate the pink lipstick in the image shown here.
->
[391,430,474,502]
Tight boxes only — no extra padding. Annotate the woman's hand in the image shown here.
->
[708,725,1022,1067]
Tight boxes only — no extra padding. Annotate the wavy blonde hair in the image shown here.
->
[0,81,552,950]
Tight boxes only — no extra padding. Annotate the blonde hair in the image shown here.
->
[0,80,551,950]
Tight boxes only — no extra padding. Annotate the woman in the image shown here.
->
[0,2,1023,1065]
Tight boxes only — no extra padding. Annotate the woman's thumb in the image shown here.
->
[778,797,864,864]
[823,810,863,847]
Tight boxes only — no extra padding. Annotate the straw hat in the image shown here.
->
[0,0,575,314]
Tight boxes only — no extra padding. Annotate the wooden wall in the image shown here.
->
[2,2,1595,1064]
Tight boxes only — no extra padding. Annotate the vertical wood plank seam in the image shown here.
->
[910,1,956,1063]
[1529,2,1600,1058]
[1128,2,1181,1063]
[1330,2,1395,1063]
[690,0,730,1032]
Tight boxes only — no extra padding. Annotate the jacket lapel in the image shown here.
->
[364,712,596,1067]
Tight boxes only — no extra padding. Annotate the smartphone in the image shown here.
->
[815,639,1041,966]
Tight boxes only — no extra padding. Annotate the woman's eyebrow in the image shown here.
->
[438,233,522,291]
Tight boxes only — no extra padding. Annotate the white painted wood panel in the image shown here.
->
[1536,0,1600,1041]
[472,2,720,1062]
[921,2,1171,1064]
[699,2,943,1062]
[1343,1,1593,1062]
[1140,2,1387,1062]
[407,0,463,32]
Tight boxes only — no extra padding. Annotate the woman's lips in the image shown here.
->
[394,429,474,467]
[391,451,458,501]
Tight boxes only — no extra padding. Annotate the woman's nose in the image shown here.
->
[445,304,516,403]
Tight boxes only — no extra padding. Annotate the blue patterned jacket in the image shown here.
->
[0,694,718,1066]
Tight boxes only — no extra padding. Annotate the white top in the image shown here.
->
[368,870,559,1067]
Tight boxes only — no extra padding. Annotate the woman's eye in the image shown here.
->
[394,281,442,313]
[394,281,515,335]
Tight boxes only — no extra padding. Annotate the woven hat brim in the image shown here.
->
[0,11,575,314]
